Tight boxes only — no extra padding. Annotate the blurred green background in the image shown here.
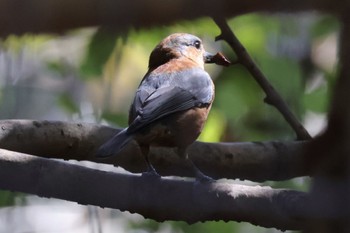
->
[0,13,339,233]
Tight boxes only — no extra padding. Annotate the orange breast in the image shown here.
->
[133,105,211,148]
[151,57,200,75]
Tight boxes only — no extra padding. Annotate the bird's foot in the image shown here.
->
[191,162,215,183]
[141,165,161,179]
[141,170,161,179]
[194,168,215,183]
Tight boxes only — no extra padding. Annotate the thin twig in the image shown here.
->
[213,17,312,140]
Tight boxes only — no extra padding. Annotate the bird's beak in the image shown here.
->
[204,51,231,66]
[204,52,215,63]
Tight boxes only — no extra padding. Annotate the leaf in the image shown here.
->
[100,112,128,128]
[303,86,328,113]
[80,28,120,78]
[311,16,340,38]
[46,60,69,77]
[199,108,226,142]
[57,94,79,114]
[0,190,17,207]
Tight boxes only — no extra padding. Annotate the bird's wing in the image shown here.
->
[127,86,198,133]
[127,69,213,134]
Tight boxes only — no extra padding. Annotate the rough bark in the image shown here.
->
[0,148,309,231]
[0,0,339,37]
[0,119,308,182]
[303,15,350,233]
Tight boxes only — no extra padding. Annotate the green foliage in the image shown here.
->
[47,61,65,75]
[47,60,69,77]
[128,219,239,233]
[57,94,79,114]
[80,28,123,78]
[303,85,328,113]
[0,191,27,208]
[0,191,16,207]
[311,15,340,38]
[0,12,340,233]
[2,34,52,52]
[170,221,238,233]
[199,109,226,142]
[82,13,335,142]
[100,111,128,127]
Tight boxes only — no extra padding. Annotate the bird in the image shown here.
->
[96,33,230,180]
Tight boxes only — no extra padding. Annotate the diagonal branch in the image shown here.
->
[0,148,308,231]
[0,120,309,181]
[213,17,312,140]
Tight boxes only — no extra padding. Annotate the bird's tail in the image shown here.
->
[96,128,133,158]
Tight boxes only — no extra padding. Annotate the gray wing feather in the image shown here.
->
[128,68,213,134]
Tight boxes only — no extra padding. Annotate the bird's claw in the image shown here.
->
[194,169,215,183]
[141,171,161,179]
[191,162,215,183]
[141,166,161,179]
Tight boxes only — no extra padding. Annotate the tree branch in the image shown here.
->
[0,120,309,182]
[213,17,311,140]
[301,16,350,232]
[0,148,308,230]
[0,0,338,37]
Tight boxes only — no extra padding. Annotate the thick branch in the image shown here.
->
[0,0,338,37]
[304,15,350,175]
[214,17,311,140]
[301,17,350,232]
[0,149,308,230]
[0,120,309,181]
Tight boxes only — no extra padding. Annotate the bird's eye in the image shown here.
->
[193,40,201,49]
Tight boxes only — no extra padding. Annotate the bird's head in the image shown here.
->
[148,33,230,69]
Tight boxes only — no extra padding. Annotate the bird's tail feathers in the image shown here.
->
[96,128,132,158]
